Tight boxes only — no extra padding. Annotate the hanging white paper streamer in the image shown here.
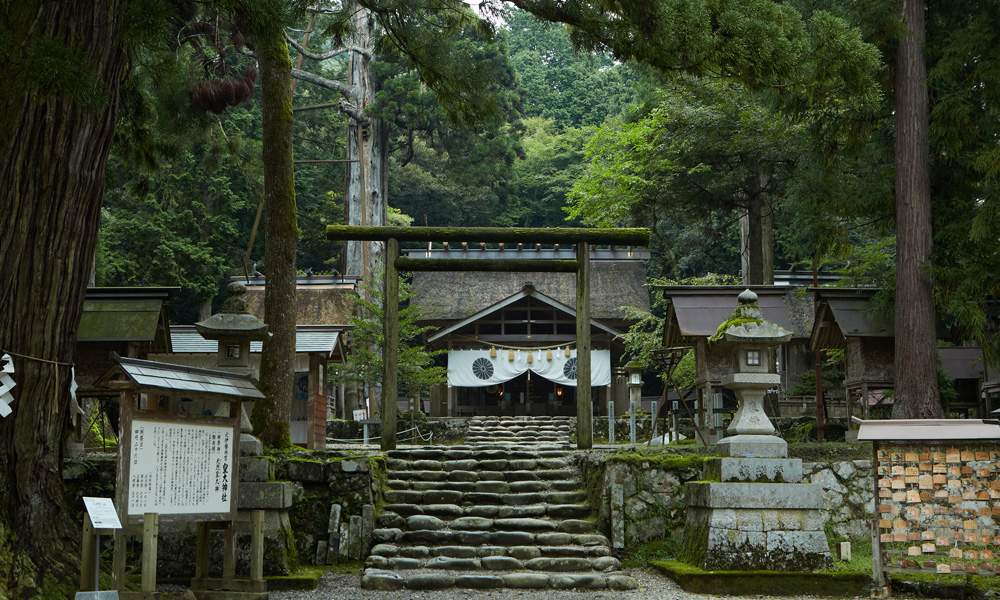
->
[0,354,16,418]
[69,367,84,416]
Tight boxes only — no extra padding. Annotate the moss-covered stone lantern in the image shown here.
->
[715,289,792,458]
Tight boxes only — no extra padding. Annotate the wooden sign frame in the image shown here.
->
[115,389,240,526]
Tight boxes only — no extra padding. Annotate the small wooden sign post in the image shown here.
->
[78,497,123,599]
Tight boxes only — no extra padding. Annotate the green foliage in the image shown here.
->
[622,539,678,568]
[619,274,738,387]
[503,7,637,128]
[331,268,446,395]
[506,0,883,110]
[788,349,845,398]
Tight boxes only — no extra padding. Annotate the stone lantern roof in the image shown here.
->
[195,282,269,341]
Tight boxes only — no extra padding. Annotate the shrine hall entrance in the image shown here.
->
[454,371,580,417]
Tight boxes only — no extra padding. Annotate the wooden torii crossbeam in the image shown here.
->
[326,226,651,450]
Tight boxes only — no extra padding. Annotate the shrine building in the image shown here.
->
[407,244,650,418]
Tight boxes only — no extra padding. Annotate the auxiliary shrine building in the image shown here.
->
[408,245,650,418]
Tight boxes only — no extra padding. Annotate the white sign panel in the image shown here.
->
[353,409,368,421]
[128,419,234,516]
[82,497,122,529]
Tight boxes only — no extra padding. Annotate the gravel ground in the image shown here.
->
[267,568,873,600]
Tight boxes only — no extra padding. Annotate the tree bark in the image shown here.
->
[250,8,298,447]
[738,172,773,285]
[0,0,128,595]
[891,0,941,419]
[343,4,387,280]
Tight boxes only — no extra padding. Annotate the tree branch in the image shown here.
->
[286,35,372,61]
[291,68,357,99]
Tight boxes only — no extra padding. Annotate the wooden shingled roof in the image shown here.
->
[242,275,357,326]
[810,288,893,350]
[657,285,815,346]
[410,261,649,326]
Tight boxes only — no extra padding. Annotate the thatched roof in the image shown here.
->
[243,276,357,326]
[410,261,649,324]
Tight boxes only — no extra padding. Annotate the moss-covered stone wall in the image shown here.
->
[578,451,874,551]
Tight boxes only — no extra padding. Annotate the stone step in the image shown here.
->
[467,426,570,432]
[382,503,592,520]
[385,458,575,471]
[386,448,572,461]
[382,489,589,506]
[377,514,598,534]
[366,553,620,572]
[361,568,638,591]
[386,479,582,493]
[386,467,577,479]
[373,528,609,548]
[370,542,610,560]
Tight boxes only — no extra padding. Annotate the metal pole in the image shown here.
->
[651,401,657,442]
[608,401,615,444]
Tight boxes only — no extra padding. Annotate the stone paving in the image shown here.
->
[360,416,639,591]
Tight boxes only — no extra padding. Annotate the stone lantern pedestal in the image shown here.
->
[681,290,831,571]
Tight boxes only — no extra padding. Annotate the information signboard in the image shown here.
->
[127,418,235,517]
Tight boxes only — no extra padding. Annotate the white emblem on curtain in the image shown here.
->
[447,349,611,387]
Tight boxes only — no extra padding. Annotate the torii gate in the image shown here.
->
[326,226,650,450]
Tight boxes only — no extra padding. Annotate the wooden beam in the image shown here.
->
[327,225,650,246]
[576,241,593,450]
[382,237,399,451]
[395,258,578,273]
[141,513,159,594]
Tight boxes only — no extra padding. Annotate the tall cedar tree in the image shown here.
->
[892,0,939,417]
[0,0,129,595]
[232,0,300,447]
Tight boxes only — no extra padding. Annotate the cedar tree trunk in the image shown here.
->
[0,0,128,595]
[250,11,298,448]
[891,0,941,418]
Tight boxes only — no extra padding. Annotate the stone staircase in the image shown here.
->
[361,418,637,591]
[464,415,574,446]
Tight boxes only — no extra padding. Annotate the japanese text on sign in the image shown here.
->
[127,419,234,516]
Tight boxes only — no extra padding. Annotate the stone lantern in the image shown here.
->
[195,281,268,425]
[680,288,831,572]
[716,289,792,459]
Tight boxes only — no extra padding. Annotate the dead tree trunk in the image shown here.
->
[343,4,387,281]
[0,0,128,594]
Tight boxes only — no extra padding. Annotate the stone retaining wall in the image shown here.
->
[64,451,384,576]
[579,455,875,551]
[64,451,874,572]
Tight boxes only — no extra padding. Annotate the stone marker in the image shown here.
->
[362,504,374,556]
[349,515,362,559]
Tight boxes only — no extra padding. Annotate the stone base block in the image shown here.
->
[696,527,832,571]
[239,482,294,509]
[685,482,823,510]
[716,434,787,458]
[704,458,802,483]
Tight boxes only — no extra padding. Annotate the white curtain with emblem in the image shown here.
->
[447,349,611,387]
